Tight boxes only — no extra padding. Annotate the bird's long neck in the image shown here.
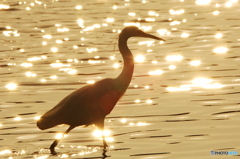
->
[116,35,134,92]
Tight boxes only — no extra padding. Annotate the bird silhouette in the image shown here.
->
[37,26,165,155]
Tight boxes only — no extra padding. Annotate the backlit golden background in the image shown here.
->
[0,0,240,158]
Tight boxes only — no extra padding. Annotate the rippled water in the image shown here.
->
[1,0,240,158]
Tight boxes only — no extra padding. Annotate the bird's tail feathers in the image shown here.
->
[36,116,60,130]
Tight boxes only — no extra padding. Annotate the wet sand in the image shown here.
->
[0,0,240,158]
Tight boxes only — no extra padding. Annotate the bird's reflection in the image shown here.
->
[102,149,108,158]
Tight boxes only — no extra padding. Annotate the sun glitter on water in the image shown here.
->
[92,129,114,142]
[213,47,228,54]
[5,83,18,90]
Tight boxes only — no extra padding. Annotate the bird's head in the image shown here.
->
[120,26,165,41]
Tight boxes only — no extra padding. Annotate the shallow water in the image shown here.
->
[1,0,240,158]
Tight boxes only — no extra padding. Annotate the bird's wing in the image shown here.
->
[99,89,122,115]
[37,78,122,130]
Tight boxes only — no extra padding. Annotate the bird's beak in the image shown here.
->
[138,31,165,41]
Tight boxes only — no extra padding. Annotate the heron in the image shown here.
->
[37,26,165,155]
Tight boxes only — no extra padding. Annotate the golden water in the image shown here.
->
[0,0,240,158]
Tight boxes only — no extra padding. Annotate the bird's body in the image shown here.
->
[37,26,164,155]
[37,78,124,130]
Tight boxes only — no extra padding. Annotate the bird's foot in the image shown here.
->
[50,139,59,155]
[50,148,57,155]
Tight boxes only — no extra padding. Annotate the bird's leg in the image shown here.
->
[100,121,108,149]
[103,134,108,149]
[96,118,108,149]
[100,120,108,157]
[102,126,108,149]
[49,126,75,155]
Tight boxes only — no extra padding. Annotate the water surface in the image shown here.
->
[1,0,240,158]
